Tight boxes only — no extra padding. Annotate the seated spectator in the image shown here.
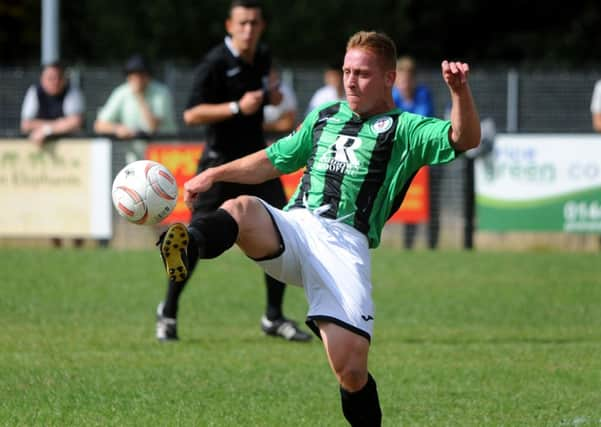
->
[94,53,177,162]
[263,65,298,134]
[305,60,344,115]
[20,61,85,146]
[20,61,86,248]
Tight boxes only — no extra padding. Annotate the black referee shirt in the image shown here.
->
[186,39,272,160]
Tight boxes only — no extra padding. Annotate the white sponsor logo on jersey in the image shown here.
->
[316,135,363,175]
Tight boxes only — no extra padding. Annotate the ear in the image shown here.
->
[225,18,232,35]
[384,70,396,87]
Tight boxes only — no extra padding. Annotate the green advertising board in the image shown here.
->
[475,134,601,232]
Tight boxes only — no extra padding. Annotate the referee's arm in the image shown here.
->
[183,102,237,126]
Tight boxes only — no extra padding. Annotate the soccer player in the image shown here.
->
[156,0,311,342]
[158,31,480,425]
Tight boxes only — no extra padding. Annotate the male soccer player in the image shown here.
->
[158,31,480,426]
[156,0,311,342]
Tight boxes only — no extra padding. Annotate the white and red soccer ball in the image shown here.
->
[112,160,178,225]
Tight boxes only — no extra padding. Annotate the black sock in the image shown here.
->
[189,208,239,259]
[339,373,382,427]
[162,209,237,319]
[264,274,285,320]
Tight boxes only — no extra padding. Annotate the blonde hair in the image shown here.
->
[346,31,397,71]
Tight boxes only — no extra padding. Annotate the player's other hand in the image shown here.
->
[239,89,264,115]
[183,170,214,210]
[442,60,470,91]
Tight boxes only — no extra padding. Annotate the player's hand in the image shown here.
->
[238,89,264,115]
[183,170,214,210]
[442,60,470,91]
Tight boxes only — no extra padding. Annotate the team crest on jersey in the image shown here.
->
[371,116,393,134]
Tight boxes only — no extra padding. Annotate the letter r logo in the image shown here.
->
[333,135,362,166]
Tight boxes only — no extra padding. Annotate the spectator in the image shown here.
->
[263,64,298,134]
[590,79,601,132]
[392,55,442,250]
[392,55,434,117]
[155,0,311,343]
[20,61,84,146]
[20,61,85,248]
[305,60,345,115]
[94,53,177,163]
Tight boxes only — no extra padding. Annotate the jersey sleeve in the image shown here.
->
[150,83,177,132]
[97,86,125,122]
[20,86,39,120]
[399,112,456,165]
[63,86,85,116]
[266,109,318,173]
[591,80,601,113]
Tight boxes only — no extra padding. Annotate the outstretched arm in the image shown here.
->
[442,60,481,152]
[183,149,281,209]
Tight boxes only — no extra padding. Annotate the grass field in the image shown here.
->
[1,247,601,426]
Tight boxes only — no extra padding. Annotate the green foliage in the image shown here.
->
[1,248,601,425]
[3,0,601,66]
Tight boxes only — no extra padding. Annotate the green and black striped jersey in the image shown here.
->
[266,101,456,248]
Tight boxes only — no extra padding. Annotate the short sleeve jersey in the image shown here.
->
[97,80,177,133]
[186,39,272,160]
[266,101,456,248]
[590,80,601,114]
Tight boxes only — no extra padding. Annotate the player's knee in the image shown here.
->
[334,364,368,392]
[221,196,254,219]
[221,196,263,229]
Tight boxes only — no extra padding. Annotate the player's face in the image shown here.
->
[226,6,265,55]
[40,66,65,96]
[343,48,395,117]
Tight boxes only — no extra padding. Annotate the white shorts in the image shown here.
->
[255,200,375,340]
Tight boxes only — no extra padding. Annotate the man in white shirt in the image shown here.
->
[263,65,298,134]
[305,61,344,116]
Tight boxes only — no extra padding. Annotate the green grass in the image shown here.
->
[1,247,601,426]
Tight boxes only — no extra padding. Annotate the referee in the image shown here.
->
[156,0,311,342]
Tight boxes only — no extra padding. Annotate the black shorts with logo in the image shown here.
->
[191,149,288,222]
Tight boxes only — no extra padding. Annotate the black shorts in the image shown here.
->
[192,150,288,220]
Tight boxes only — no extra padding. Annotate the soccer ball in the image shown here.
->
[112,160,178,225]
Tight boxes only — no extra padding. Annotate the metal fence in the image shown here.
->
[3,64,601,134]
[2,65,600,250]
